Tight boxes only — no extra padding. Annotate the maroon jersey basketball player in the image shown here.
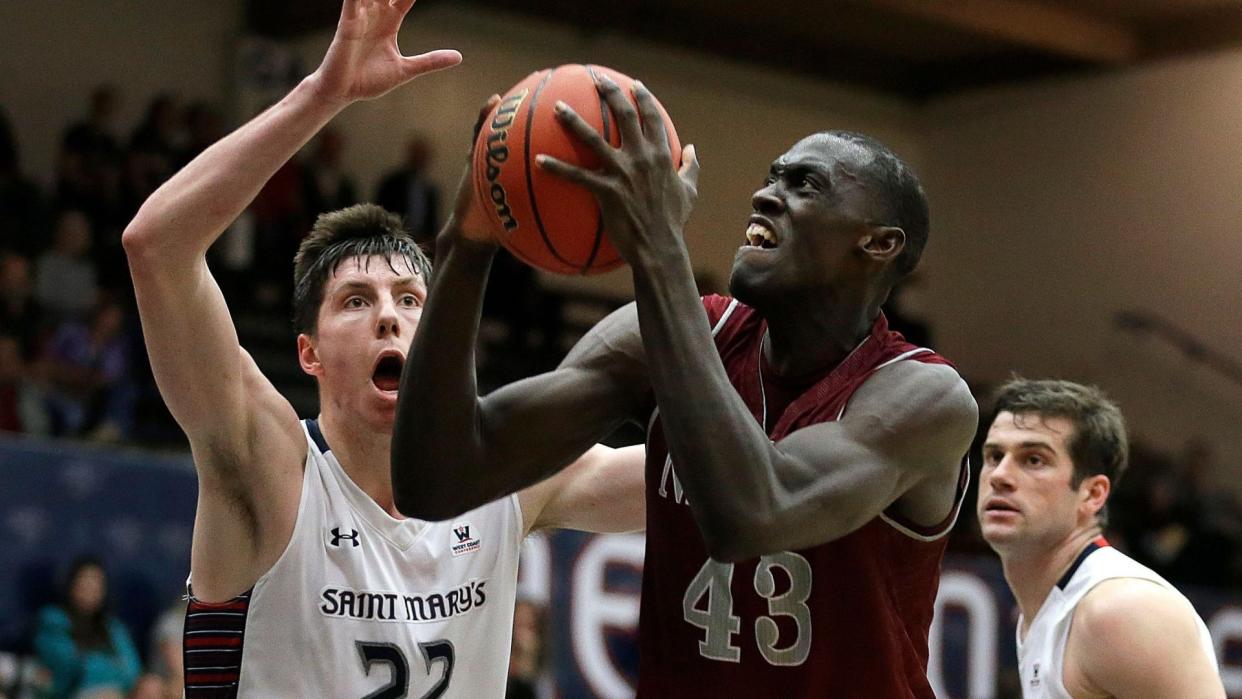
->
[392,77,978,697]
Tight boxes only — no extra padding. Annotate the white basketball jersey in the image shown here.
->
[1015,539,1217,698]
[184,419,522,698]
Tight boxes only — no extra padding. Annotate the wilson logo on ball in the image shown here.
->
[471,64,681,275]
[482,89,528,232]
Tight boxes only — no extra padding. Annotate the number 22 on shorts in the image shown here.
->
[682,551,813,666]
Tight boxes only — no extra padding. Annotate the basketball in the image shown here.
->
[472,64,681,275]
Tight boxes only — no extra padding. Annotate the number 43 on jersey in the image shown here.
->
[682,551,813,666]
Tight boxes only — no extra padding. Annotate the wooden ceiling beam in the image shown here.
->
[864,0,1140,64]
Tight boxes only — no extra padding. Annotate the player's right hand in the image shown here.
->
[444,94,503,245]
[308,0,461,106]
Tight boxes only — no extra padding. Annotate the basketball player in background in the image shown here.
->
[978,379,1223,698]
[394,76,978,695]
[123,1,643,696]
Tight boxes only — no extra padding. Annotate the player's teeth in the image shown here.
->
[745,223,777,247]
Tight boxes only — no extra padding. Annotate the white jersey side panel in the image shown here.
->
[1015,544,1217,698]
[192,420,522,698]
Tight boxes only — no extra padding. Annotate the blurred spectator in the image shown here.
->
[0,107,48,258]
[128,94,183,180]
[33,557,146,699]
[375,135,439,251]
[179,102,225,168]
[57,86,124,228]
[0,336,23,433]
[250,151,308,309]
[146,599,184,699]
[506,599,546,699]
[0,252,43,360]
[302,127,356,216]
[35,211,99,321]
[40,298,135,441]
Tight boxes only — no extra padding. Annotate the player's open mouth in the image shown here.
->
[744,222,779,249]
[371,352,404,393]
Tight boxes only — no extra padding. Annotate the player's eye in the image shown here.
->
[399,294,420,307]
[345,296,366,308]
[982,450,1002,466]
[1026,454,1045,467]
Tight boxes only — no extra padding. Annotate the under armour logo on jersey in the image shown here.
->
[451,521,481,557]
[1031,662,1041,688]
[330,527,360,548]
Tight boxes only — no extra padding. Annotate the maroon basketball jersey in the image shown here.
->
[636,296,968,698]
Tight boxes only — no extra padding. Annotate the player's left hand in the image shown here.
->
[537,76,699,265]
[308,0,462,106]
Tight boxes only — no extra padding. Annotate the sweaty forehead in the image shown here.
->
[327,254,423,288]
[774,134,876,173]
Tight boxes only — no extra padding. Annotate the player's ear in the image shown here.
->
[859,225,905,264]
[1079,474,1111,520]
[297,333,323,377]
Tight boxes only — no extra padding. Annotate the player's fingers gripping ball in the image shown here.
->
[471,64,681,275]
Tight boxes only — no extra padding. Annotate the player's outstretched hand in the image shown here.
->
[537,75,699,264]
[444,94,503,245]
[309,0,462,106]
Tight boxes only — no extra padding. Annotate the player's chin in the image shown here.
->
[978,520,1021,547]
[729,261,777,306]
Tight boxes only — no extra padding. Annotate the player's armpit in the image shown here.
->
[705,361,976,560]
[1068,579,1224,699]
[519,444,646,535]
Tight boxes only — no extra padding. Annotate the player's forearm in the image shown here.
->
[392,233,499,518]
[630,248,783,560]
[123,77,345,264]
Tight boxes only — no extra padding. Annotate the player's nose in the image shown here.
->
[375,298,401,338]
[987,454,1018,490]
[751,184,785,217]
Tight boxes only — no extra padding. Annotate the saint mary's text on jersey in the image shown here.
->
[320,580,488,623]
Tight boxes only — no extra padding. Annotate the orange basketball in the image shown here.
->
[471,64,681,275]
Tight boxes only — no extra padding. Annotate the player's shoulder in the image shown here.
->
[1077,577,1191,632]
[859,358,977,428]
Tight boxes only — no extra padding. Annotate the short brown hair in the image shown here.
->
[992,378,1128,522]
[291,204,431,335]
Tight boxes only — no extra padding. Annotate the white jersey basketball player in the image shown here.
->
[123,1,645,696]
[977,379,1222,698]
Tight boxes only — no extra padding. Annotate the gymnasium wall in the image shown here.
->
[0,0,243,187]
[920,50,1242,487]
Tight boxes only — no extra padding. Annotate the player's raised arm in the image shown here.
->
[123,0,458,446]
[122,0,459,599]
[391,160,650,520]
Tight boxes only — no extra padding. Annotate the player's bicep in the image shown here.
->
[761,362,976,545]
[520,444,646,534]
[480,303,649,467]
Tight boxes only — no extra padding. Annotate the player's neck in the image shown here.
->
[317,410,402,518]
[762,301,876,378]
[1001,525,1102,638]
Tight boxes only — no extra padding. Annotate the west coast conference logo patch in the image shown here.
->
[451,522,481,557]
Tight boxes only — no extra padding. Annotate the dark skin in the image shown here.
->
[393,77,977,561]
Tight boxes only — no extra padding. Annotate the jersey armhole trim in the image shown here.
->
[879,455,971,542]
[710,298,739,337]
